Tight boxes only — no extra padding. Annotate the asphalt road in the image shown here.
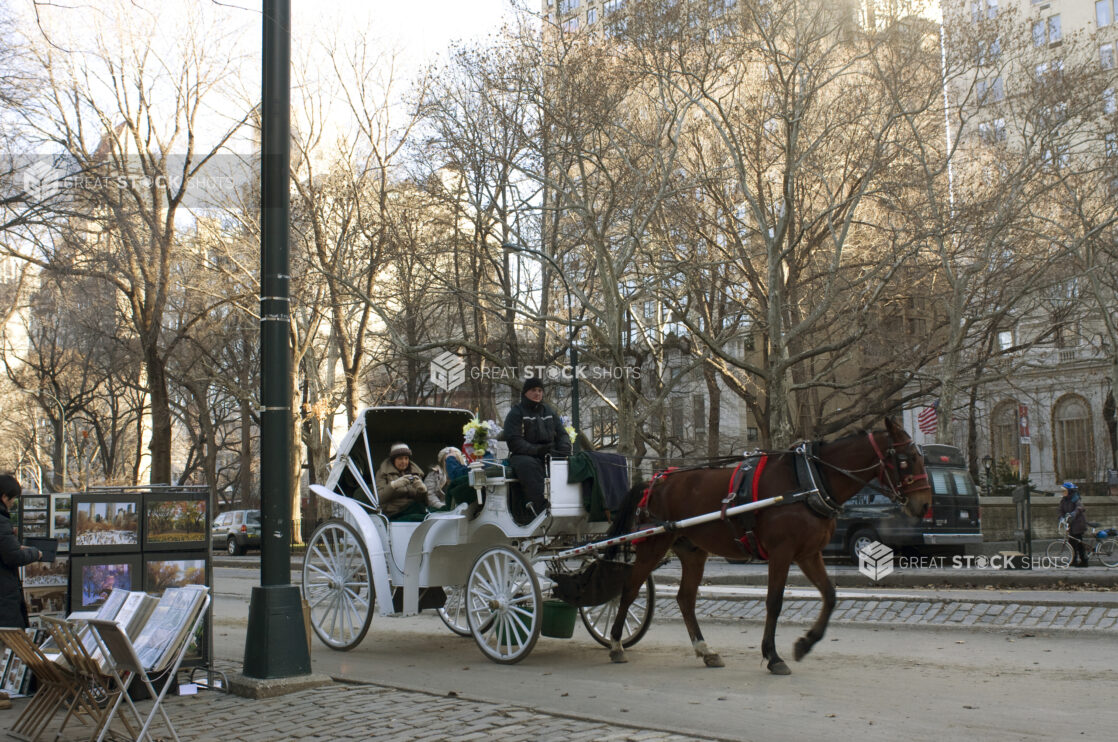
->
[208,564,1116,741]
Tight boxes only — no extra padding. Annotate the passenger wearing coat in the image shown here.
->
[0,475,42,630]
[375,443,431,520]
[502,377,572,518]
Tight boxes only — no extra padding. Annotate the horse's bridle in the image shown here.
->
[866,430,929,506]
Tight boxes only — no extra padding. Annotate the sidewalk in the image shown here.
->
[0,659,711,742]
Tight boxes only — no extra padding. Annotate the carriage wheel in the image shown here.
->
[302,519,374,651]
[437,585,472,637]
[466,546,541,664]
[579,575,655,649]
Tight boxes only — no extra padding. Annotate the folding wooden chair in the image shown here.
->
[39,616,138,742]
[0,626,94,742]
[86,594,211,742]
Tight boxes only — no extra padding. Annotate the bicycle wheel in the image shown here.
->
[1045,539,1072,566]
[1097,538,1118,568]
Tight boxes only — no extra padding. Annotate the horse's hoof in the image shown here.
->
[793,638,812,661]
[609,650,628,664]
[703,654,725,668]
[768,660,791,675]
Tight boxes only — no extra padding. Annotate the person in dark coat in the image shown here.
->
[502,377,572,518]
[1058,481,1089,567]
[0,474,42,629]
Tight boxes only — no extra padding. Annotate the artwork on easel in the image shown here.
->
[69,554,142,613]
[71,494,141,553]
[19,495,49,538]
[51,494,72,552]
[1,655,27,697]
[142,495,207,551]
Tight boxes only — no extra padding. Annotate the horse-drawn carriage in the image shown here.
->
[304,406,934,673]
[302,406,655,664]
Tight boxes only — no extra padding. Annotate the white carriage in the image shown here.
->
[302,406,656,664]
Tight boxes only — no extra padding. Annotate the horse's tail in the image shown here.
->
[603,481,646,559]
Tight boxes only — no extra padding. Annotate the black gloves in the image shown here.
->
[533,443,552,457]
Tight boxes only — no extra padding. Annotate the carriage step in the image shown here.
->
[391,586,447,613]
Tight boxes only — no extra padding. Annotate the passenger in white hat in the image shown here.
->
[375,443,430,519]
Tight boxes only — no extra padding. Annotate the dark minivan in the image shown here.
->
[827,444,983,562]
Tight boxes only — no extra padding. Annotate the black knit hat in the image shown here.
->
[523,376,544,392]
[0,474,21,501]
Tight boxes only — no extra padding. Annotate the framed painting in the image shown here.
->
[22,554,68,587]
[70,494,142,553]
[69,554,142,613]
[142,494,208,551]
[142,553,208,594]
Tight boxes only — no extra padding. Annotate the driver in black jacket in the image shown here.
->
[502,377,571,519]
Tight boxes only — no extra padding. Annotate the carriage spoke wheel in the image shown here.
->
[580,575,655,649]
[466,547,541,664]
[438,585,471,637]
[302,520,373,651]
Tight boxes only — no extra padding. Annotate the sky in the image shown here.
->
[293,0,519,71]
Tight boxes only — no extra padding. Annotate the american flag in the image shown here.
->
[917,402,938,435]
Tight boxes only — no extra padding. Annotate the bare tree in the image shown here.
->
[7,2,250,484]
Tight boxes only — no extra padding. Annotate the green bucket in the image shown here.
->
[541,599,577,639]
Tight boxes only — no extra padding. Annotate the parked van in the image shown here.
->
[826,444,983,562]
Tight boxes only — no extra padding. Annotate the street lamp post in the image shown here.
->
[982,454,993,497]
[503,243,581,438]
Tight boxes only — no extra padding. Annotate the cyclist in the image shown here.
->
[1058,482,1089,568]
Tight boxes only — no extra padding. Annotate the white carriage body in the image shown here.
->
[313,406,607,618]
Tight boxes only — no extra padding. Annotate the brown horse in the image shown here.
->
[605,417,933,674]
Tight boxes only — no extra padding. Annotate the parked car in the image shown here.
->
[826,444,983,562]
[212,509,261,555]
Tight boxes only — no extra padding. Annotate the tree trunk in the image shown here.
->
[144,348,173,484]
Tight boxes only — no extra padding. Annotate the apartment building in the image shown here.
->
[921,0,1118,492]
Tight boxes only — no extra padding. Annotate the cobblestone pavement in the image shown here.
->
[655,584,1118,633]
[2,658,712,742]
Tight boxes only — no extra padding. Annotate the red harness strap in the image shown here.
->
[723,456,770,560]
[633,467,679,544]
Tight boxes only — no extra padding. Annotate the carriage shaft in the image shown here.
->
[556,496,785,560]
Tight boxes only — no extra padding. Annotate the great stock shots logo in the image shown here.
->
[22,159,63,201]
[430,351,467,392]
[857,541,895,581]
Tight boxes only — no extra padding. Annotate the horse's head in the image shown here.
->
[871,417,933,519]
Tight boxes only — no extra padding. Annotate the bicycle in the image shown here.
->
[1046,517,1118,567]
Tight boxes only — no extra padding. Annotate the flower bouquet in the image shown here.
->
[462,417,502,461]
[562,415,577,443]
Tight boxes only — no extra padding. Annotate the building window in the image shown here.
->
[670,396,685,439]
[1033,15,1061,46]
[991,401,1019,467]
[977,77,1004,104]
[591,406,618,448]
[692,394,706,435]
[562,16,579,31]
[1105,88,1117,115]
[979,118,1007,143]
[559,0,580,13]
[1053,395,1092,481]
[1107,132,1117,158]
[1098,0,1113,27]
[587,7,596,25]
[1102,43,1116,70]
[997,329,1014,350]
[604,0,623,13]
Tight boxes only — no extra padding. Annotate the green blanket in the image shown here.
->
[567,452,608,522]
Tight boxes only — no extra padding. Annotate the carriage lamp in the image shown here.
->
[982,455,993,497]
